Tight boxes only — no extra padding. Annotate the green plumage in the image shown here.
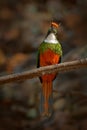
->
[38,42,62,56]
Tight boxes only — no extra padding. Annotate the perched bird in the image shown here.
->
[37,22,62,116]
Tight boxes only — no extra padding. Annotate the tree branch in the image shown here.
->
[0,58,87,85]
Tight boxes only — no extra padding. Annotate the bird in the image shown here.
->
[37,22,62,117]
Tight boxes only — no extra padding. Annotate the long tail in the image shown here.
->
[40,81,53,116]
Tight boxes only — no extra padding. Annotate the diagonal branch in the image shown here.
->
[0,58,87,85]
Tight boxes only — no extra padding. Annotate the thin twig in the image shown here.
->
[0,58,87,85]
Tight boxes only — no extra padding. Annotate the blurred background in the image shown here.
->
[0,0,87,129]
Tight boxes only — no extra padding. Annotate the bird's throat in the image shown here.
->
[44,33,58,44]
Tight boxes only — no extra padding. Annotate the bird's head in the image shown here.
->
[48,22,59,35]
[50,22,59,34]
[44,22,59,44]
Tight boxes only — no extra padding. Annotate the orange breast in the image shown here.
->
[40,49,60,81]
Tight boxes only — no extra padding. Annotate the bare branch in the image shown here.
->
[0,58,87,85]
